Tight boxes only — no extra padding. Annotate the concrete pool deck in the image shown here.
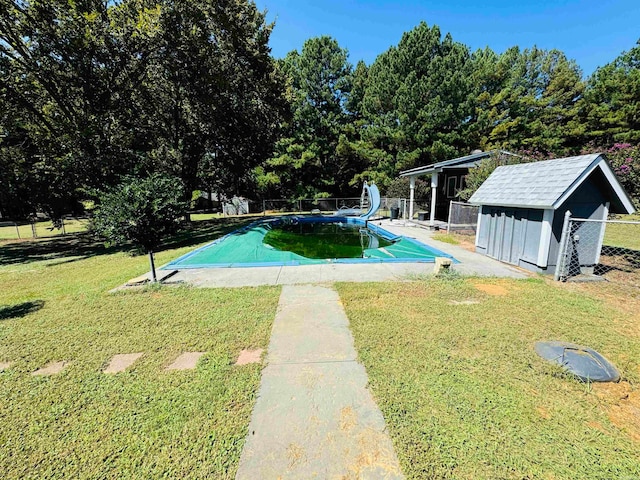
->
[161,219,527,288]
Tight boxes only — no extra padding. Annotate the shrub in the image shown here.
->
[92,174,187,280]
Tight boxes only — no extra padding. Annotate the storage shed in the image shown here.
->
[469,154,636,274]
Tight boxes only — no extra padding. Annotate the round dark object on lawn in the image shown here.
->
[535,341,620,382]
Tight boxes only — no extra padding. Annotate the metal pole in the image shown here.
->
[148,251,157,283]
[263,200,266,216]
[15,222,20,239]
[447,200,453,233]
[61,217,66,236]
[554,210,572,281]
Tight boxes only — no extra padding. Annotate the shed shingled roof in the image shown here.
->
[469,154,635,213]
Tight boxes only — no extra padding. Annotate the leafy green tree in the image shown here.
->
[583,40,640,145]
[143,0,287,204]
[346,60,369,119]
[472,46,584,154]
[259,36,360,198]
[0,0,157,195]
[92,174,187,281]
[0,80,82,220]
[1,0,286,219]
[359,22,475,184]
[384,177,430,199]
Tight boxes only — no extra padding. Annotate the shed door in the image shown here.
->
[486,209,525,265]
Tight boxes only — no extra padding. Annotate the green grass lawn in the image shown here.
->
[338,278,640,480]
[604,213,640,250]
[3,216,639,478]
[0,218,90,240]
[190,212,224,222]
[431,232,460,245]
[0,221,280,478]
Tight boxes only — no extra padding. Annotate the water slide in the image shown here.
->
[359,181,381,220]
[332,181,381,219]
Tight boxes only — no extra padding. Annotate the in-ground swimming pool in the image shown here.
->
[164,216,457,269]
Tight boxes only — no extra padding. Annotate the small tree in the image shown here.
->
[603,143,640,208]
[93,174,187,282]
[384,177,431,199]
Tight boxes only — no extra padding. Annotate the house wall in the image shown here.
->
[435,168,469,220]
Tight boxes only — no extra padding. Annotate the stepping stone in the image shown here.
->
[0,361,11,372]
[103,353,144,374]
[32,361,69,376]
[449,300,481,305]
[165,352,205,371]
[236,349,264,366]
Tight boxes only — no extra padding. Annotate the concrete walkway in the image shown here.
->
[236,285,403,479]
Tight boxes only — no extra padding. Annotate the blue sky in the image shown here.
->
[254,0,640,76]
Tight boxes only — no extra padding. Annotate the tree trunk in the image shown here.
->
[148,251,157,283]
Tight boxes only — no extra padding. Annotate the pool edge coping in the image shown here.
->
[160,216,459,270]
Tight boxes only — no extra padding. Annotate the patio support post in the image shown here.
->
[430,172,438,227]
[409,176,415,220]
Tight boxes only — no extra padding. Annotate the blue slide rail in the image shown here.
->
[360,181,381,220]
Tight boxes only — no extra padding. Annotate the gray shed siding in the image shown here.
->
[476,207,543,270]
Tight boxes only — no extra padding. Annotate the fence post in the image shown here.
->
[554,210,572,281]
[263,200,266,216]
[61,217,66,236]
[447,200,453,233]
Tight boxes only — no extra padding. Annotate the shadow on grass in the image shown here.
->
[0,300,45,320]
[0,233,117,267]
[0,217,255,267]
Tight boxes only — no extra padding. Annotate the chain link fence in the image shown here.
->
[262,198,362,214]
[555,215,640,288]
[447,201,479,233]
[0,217,91,241]
[260,197,429,219]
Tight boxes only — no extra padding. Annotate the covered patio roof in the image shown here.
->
[399,150,520,177]
[399,149,519,227]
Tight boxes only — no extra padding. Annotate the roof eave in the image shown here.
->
[469,201,553,209]
[399,166,440,177]
[551,155,636,214]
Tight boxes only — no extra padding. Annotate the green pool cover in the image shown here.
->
[165,219,456,268]
[178,225,326,267]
